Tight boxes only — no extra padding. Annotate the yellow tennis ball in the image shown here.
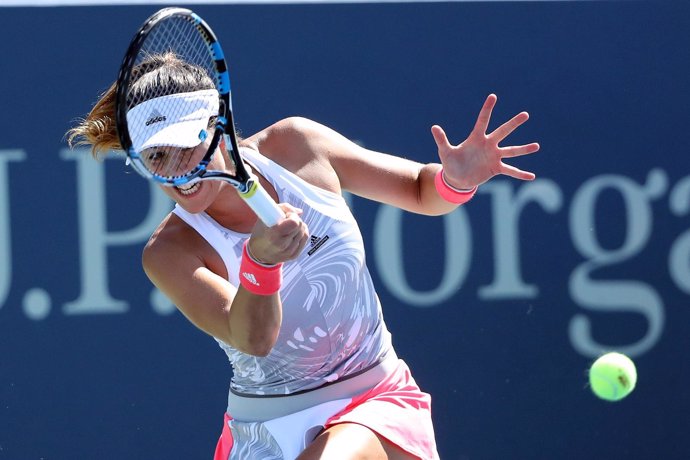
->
[589,352,637,401]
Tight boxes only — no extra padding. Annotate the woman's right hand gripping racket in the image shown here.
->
[114,7,284,227]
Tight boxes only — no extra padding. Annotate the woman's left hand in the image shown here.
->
[431,94,540,190]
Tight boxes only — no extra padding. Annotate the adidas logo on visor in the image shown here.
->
[145,109,167,126]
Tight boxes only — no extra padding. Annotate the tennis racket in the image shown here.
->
[115,7,284,227]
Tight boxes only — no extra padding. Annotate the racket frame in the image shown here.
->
[115,7,283,225]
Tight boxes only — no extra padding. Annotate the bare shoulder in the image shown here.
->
[244,118,433,212]
[142,213,227,281]
[244,117,340,159]
[243,117,353,194]
[142,213,192,275]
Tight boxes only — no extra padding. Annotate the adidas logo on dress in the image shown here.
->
[307,235,329,256]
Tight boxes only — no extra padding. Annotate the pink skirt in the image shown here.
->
[214,359,439,460]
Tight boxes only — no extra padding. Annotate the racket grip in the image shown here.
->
[239,178,284,227]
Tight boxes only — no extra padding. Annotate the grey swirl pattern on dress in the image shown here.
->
[228,420,283,460]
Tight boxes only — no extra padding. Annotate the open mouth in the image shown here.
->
[176,181,201,196]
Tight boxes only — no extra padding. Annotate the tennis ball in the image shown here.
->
[588,352,637,401]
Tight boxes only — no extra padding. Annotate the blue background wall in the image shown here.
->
[1,1,689,459]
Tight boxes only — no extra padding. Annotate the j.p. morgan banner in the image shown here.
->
[1,2,688,459]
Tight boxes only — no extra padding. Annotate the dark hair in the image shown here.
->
[67,52,215,158]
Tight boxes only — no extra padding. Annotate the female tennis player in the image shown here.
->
[67,53,538,460]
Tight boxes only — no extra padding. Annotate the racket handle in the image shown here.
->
[239,178,285,227]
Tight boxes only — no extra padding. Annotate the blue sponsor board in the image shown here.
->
[1,2,689,459]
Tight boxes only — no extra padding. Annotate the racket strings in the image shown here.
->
[125,15,220,181]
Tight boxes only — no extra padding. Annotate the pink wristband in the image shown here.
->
[434,169,477,205]
[239,241,283,295]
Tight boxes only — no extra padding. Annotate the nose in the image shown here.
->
[144,147,203,178]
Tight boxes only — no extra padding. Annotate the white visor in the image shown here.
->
[126,89,219,152]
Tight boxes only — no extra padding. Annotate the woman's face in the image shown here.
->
[148,139,231,214]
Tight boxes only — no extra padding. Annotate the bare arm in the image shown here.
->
[142,206,307,357]
[338,94,539,213]
[253,94,538,216]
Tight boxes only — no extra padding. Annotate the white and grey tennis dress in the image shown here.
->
[172,148,399,459]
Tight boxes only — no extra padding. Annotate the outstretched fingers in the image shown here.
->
[491,111,530,143]
[500,162,536,181]
[432,94,539,183]
[430,125,451,149]
[431,124,455,163]
[500,142,540,158]
[472,94,498,135]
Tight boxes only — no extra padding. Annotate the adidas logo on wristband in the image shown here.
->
[239,241,282,295]
[241,272,259,286]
